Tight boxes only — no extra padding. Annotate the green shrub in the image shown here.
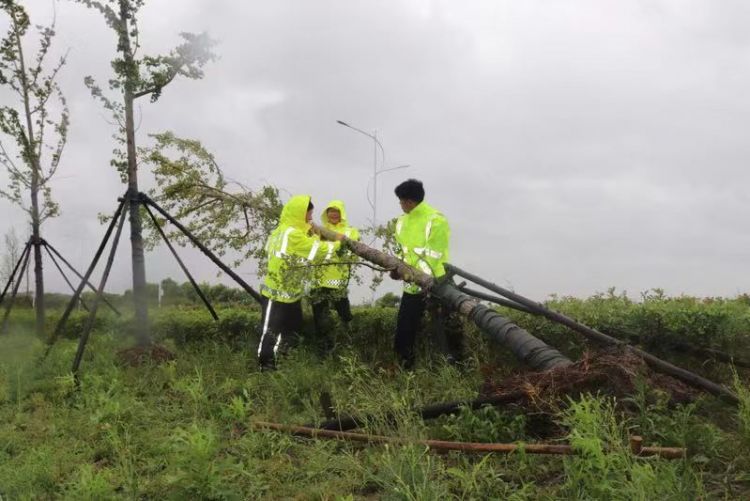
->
[559,394,705,500]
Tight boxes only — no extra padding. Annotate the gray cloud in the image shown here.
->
[2,0,750,302]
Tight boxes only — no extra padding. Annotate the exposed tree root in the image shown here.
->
[481,347,699,411]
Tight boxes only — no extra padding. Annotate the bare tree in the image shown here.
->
[0,228,21,286]
[0,1,69,335]
[75,0,215,345]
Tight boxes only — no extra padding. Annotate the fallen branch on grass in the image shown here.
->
[251,421,686,459]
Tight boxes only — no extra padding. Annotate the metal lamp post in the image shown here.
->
[336,120,409,229]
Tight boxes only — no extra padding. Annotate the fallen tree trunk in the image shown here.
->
[444,264,739,404]
[314,225,571,371]
[251,421,686,459]
[460,283,750,370]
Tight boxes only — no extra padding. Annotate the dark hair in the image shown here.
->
[394,179,425,203]
[307,200,314,211]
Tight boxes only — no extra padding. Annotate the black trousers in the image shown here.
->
[310,288,352,352]
[394,292,464,369]
[257,297,303,369]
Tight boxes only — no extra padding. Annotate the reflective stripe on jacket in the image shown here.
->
[394,201,449,294]
[318,200,360,290]
[262,195,341,303]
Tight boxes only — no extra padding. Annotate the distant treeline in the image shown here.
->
[7,277,258,310]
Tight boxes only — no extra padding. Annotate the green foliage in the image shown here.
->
[75,0,216,187]
[0,0,69,223]
[0,296,749,499]
[366,445,450,500]
[376,291,401,308]
[164,422,243,498]
[559,394,705,500]
[439,405,527,443]
[142,131,282,271]
[735,372,750,449]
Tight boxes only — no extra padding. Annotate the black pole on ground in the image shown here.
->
[457,284,536,314]
[0,243,32,335]
[47,197,127,350]
[143,203,218,321]
[445,263,739,404]
[0,239,32,305]
[43,241,121,316]
[72,202,129,376]
[141,194,263,304]
[43,244,90,312]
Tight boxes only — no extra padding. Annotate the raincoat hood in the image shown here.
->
[280,195,312,230]
[321,200,348,227]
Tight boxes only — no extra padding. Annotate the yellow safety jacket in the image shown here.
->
[261,195,341,303]
[394,201,450,294]
[318,200,360,290]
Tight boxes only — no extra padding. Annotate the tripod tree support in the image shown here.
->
[314,225,572,371]
[0,239,31,305]
[48,197,127,348]
[143,203,218,321]
[0,241,32,335]
[72,202,129,375]
[43,244,90,312]
[141,194,263,305]
[444,263,739,404]
[43,241,121,316]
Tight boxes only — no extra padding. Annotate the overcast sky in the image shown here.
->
[2,0,750,302]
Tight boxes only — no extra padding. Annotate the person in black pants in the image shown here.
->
[390,179,464,369]
[257,296,304,370]
[394,291,464,369]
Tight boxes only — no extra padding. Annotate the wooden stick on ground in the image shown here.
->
[251,421,686,459]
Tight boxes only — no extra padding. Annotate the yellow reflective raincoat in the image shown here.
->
[318,200,360,290]
[394,201,450,294]
[261,195,341,303]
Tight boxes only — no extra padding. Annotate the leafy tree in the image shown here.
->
[75,0,215,345]
[142,131,282,274]
[0,0,69,335]
[159,277,183,306]
[374,291,400,308]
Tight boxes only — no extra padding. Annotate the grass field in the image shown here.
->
[1,294,749,499]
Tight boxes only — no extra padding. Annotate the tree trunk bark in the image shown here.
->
[13,15,44,337]
[120,0,150,346]
[30,182,43,336]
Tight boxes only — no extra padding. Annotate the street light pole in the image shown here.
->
[373,129,378,227]
[337,120,410,304]
[336,120,409,229]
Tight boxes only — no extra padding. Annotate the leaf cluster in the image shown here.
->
[141,131,282,271]
[76,0,216,181]
[0,0,69,222]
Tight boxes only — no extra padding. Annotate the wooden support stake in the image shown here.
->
[142,194,263,305]
[43,241,121,316]
[0,243,32,335]
[0,239,31,305]
[143,203,218,321]
[48,196,127,349]
[72,202,129,375]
